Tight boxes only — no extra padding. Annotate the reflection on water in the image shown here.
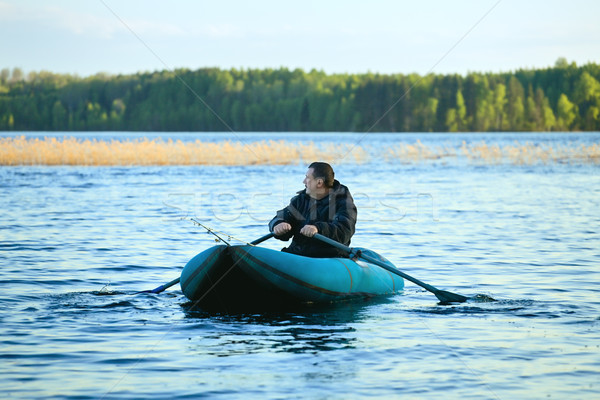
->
[182,299,390,355]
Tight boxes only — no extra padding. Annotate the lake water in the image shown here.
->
[1,132,599,399]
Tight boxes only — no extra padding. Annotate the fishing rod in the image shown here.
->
[187,218,264,247]
[138,220,274,294]
[189,218,232,246]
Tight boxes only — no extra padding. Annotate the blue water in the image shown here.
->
[1,132,599,399]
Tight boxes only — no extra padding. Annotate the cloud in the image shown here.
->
[0,1,184,39]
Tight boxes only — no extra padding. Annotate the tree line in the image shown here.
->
[1,58,599,132]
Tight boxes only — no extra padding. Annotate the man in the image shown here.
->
[269,162,357,258]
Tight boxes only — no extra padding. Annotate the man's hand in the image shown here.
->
[273,222,292,236]
[300,225,318,237]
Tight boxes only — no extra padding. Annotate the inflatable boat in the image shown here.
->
[180,244,404,308]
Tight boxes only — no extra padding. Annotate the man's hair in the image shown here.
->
[309,161,335,188]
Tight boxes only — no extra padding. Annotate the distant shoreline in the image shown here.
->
[1,61,599,133]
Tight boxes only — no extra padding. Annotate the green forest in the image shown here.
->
[1,58,599,132]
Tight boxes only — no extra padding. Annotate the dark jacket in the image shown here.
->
[269,180,357,258]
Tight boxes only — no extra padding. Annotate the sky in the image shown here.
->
[1,0,599,77]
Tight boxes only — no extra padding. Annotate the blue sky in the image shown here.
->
[1,0,599,77]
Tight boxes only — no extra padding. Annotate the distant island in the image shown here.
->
[1,58,599,132]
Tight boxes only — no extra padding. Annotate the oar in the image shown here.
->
[313,233,469,303]
[138,232,275,294]
[140,277,180,295]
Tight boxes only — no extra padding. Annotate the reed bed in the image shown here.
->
[1,136,598,166]
[385,140,600,165]
[383,140,457,162]
[0,136,368,166]
[459,141,600,165]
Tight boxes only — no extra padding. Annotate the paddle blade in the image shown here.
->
[434,290,470,304]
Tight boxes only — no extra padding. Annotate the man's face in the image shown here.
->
[303,168,320,198]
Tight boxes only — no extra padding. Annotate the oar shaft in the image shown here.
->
[313,233,469,303]
[151,277,180,293]
[313,234,441,292]
[139,232,275,294]
[136,277,180,294]
[251,232,275,245]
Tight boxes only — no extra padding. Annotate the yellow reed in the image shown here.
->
[386,140,599,165]
[384,140,456,163]
[1,136,598,166]
[0,136,368,166]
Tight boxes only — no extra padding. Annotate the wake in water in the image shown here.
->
[471,293,497,302]
[1,136,598,166]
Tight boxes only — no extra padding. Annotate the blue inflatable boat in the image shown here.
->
[180,244,404,308]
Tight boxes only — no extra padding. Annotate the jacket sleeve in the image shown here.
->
[313,191,357,246]
[268,195,301,241]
